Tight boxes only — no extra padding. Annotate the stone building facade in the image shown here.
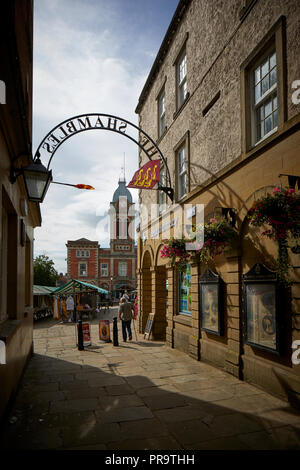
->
[0,1,42,421]
[66,178,137,298]
[136,0,300,404]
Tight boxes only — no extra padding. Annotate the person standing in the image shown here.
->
[118,297,134,342]
[66,295,74,323]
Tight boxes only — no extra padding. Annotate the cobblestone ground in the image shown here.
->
[1,307,300,450]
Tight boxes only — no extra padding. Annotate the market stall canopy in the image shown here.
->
[33,285,58,295]
[51,279,109,296]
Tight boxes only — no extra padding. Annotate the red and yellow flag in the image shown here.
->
[127,160,160,190]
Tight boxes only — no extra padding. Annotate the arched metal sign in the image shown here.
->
[34,113,174,201]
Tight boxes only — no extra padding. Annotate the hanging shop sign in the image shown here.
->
[127,160,160,190]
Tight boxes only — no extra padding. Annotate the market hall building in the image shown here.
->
[135,0,300,405]
[66,176,137,299]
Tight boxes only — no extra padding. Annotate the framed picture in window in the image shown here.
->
[199,268,223,335]
[243,263,280,354]
[179,264,192,315]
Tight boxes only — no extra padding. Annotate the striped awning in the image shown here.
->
[51,279,109,296]
[33,285,58,295]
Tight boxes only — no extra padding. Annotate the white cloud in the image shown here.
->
[33,0,178,274]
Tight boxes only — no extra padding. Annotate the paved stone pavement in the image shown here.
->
[1,308,300,450]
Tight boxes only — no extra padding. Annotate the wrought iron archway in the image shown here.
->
[34,113,174,201]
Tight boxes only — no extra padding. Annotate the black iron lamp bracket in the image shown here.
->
[278,174,300,190]
[158,185,174,202]
[9,167,23,184]
[9,152,32,184]
[214,206,237,227]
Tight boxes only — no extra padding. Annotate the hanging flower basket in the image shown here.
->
[160,218,237,270]
[195,218,238,263]
[248,187,300,285]
[160,237,192,272]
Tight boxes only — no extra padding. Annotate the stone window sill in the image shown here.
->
[173,93,190,121]
[0,319,21,343]
[156,126,168,145]
[174,314,192,327]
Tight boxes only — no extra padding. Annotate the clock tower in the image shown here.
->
[67,175,137,300]
[106,175,136,297]
[109,175,135,246]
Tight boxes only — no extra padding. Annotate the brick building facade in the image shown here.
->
[66,177,137,298]
[136,0,300,404]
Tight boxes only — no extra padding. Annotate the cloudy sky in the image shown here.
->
[33,0,179,274]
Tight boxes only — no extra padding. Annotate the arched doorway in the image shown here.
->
[141,250,152,333]
[152,244,168,340]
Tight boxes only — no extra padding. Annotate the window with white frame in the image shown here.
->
[158,88,166,138]
[118,262,127,277]
[101,263,108,277]
[251,49,277,145]
[79,262,87,276]
[76,250,90,257]
[177,144,187,200]
[177,48,187,109]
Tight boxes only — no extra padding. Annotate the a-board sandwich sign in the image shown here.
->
[144,312,155,340]
[99,320,111,342]
[77,322,91,346]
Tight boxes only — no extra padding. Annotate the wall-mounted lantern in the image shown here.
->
[199,268,224,336]
[10,154,52,203]
[243,263,281,354]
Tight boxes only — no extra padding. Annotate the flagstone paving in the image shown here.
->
[1,310,300,450]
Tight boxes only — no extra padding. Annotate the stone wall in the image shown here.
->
[136,0,300,404]
[138,0,300,202]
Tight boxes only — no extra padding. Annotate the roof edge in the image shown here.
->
[135,0,192,115]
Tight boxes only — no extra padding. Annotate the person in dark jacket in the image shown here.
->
[118,297,134,342]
